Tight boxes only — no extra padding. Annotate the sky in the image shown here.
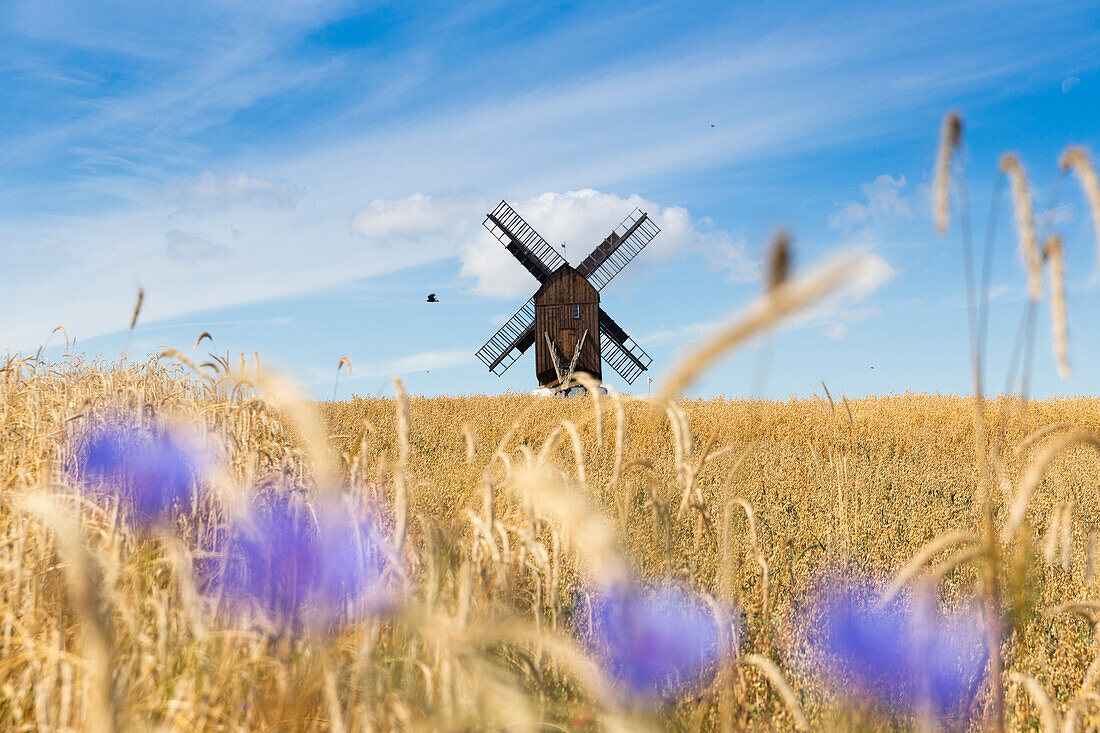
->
[2,0,1100,399]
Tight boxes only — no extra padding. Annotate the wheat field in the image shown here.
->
[4,347,1100,731]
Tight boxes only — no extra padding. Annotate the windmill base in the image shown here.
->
[530,383,606,398]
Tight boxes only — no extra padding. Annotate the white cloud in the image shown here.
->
[824,304,882,340]
[845,254,897,300]
[357,348,473,378]
[1,235,61,255]
[182,172,298,213]
[643,319,723,347]
[829,174,912,233]
[165,230,228,261]
[456,189,754,298]
[350,192,479,243]
[347,189,754,301]
[1047,202,1074,226]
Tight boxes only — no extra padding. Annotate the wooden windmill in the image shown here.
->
[475,200,659,390]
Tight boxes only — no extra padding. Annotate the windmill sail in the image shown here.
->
[475,297,536,375]
[484,201,567,282]
[598,308,652,384]
[576,209,660,290]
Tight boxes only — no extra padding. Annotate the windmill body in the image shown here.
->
[533,265,601,386]
[475,200,660,390]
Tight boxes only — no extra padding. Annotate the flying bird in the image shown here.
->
[426,293,438,303]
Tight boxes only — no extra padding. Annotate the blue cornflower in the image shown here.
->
[220,495,394,626]
[73,421,212,525]
[584,582,728,699]
[811,577,988,716]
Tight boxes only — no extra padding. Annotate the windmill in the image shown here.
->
[475,200,659,390]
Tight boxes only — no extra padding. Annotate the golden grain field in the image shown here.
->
[5,348,1100,731]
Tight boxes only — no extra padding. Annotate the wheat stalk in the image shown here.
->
[192,331,212,352]
[393,377,411,557]
[1000,154,1043,302]
[333,355,352,400]
[1060,146,1100,267]
[129,288,144,331]
[878,530,981,606]
[1003,429,1100,542]
[765,230,791,293]
[658,252,870,402]
[20,495,117,733]
[744,654,810,731]
[933,111,963,238]
[1009,672,1061,732]
[1043,235,1070,378]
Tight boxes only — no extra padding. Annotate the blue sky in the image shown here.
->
[3,0,1100,399]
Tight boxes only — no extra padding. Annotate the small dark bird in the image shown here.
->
[427,293,438,303]
[710,123,715,127]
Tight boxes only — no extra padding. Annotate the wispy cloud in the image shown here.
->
[343,348,474,381]
[180,172,298,214]
[829,175,912,233]
[165,230,229,261]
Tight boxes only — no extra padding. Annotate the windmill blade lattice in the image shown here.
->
[576,209,660,290]
[484,201,567,282]
[474,198,659,389]
[475,297,536,375]
[598,308,652,384]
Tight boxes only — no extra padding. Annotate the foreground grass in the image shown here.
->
[3,358,1100,730]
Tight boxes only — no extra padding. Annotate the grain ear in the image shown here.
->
[1060,146,1100,268]
[933,111,963,238]
[1000,154,1043,302]
[1044,235,1070,378]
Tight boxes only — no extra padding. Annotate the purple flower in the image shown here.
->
[810,577,988,716]
[73,421,212,525]
[583,583,728,699]
[220,495,394,626]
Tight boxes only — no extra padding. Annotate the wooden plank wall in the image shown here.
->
[534,268,601,385]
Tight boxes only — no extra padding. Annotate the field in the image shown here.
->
[3,117,1099,732]
[4,350,1100,731]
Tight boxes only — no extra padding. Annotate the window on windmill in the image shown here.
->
[573,305,580,319]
